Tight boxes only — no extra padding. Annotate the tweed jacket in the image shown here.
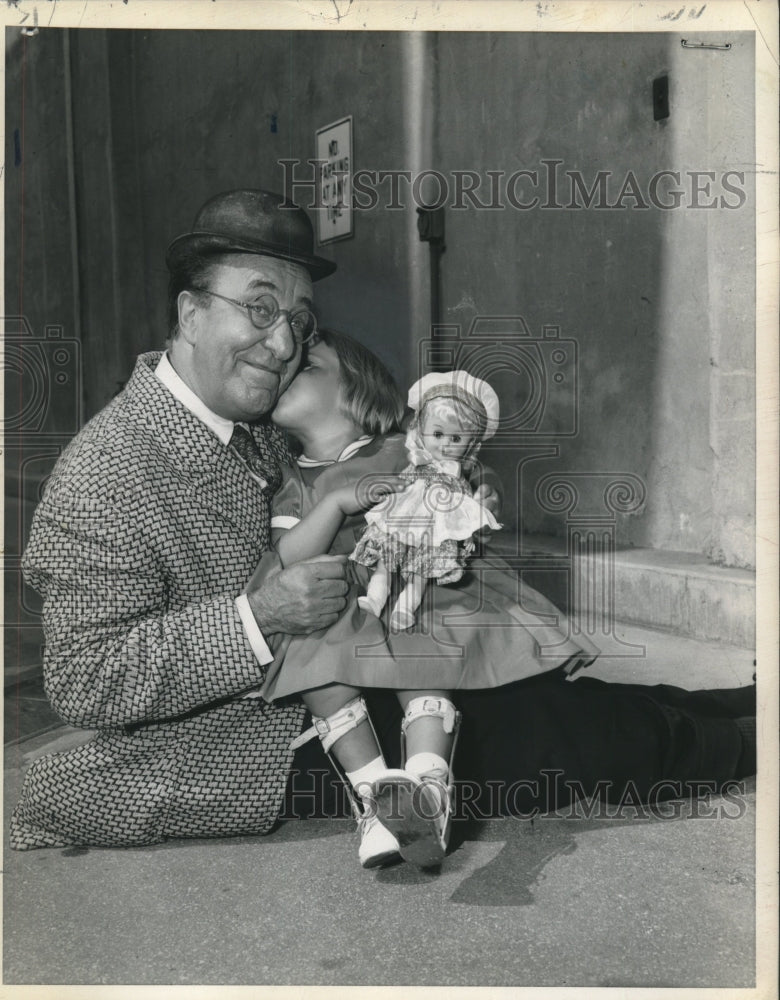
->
[11,351,306,850]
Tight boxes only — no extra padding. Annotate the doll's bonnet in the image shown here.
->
[407,371,500,440]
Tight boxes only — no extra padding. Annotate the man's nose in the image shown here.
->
[262,314,298,362]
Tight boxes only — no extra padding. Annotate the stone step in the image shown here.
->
[494,535,756,649]
[570,620,755,690]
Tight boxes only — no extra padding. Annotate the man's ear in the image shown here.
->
[177,290,201,346]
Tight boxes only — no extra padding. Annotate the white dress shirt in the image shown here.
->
[155,352,273,668]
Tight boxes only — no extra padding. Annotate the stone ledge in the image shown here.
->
[493,535,756,648]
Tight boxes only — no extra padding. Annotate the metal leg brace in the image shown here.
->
[400,695,462,775]
[289,696,403,869]
[290,696,380,820]
[371,695,462,869]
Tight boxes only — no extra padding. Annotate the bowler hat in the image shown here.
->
[165,189,336,281]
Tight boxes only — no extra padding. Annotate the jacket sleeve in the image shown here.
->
[22,488,268,730]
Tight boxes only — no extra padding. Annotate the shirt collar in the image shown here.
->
[155,351,237,446]
[298,435,375,468]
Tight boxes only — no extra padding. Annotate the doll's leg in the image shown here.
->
[295,684,401,868]
[371,689,461,868]
[357,561,391,618]
[388,573,427,632]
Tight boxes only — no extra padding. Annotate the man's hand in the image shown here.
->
[246,554,349,636]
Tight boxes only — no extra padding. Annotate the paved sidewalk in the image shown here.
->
[3,623,758,987]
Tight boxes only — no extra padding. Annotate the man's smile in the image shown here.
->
[240,357,284,379]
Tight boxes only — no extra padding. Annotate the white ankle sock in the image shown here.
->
[346,755,387,803]
[405,752,449,780]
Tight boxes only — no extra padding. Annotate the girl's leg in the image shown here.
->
[371,689,461,868]
[299,684,401,869]
[302,684,381,772]
[389,573,427,632]
[357,561,391,617]
[397,688,456,772]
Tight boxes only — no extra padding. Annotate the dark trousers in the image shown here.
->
[283,673,753,820]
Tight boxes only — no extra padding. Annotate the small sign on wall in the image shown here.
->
[315,115,353,244]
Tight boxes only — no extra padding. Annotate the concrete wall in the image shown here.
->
[665,37,756,569]
[434,31,754,568]
[5,29,78,431]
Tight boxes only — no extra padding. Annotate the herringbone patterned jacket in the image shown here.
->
[11,351,305,849]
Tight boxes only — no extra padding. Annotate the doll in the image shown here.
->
[351,370,501,631]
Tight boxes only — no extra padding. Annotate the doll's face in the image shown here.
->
[419,407,478,461]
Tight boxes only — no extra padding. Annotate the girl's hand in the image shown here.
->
[474,483,500,517]
[332,473,407,516]
[473,484,500,547]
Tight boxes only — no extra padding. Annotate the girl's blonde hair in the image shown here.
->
[311,328,404,436]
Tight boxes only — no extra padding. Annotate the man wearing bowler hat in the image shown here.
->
[11,190,356,849]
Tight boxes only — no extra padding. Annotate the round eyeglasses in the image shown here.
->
[192,288,318,344]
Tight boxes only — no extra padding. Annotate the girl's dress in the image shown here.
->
[259,434,599,701]
[351,457,501,584]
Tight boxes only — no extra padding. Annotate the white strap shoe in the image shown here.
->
[370,768,453,869]
[357,812,402,869]
[370,695,462,868]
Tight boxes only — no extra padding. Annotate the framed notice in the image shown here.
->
[315,115,353,244]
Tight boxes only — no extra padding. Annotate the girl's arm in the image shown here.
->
[274,475,404,567]
[274,489,353,567]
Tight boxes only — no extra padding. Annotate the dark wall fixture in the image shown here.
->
[653,74,670,120]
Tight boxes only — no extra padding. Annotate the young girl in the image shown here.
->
[261,330,599,870]
[351,370,502,632]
